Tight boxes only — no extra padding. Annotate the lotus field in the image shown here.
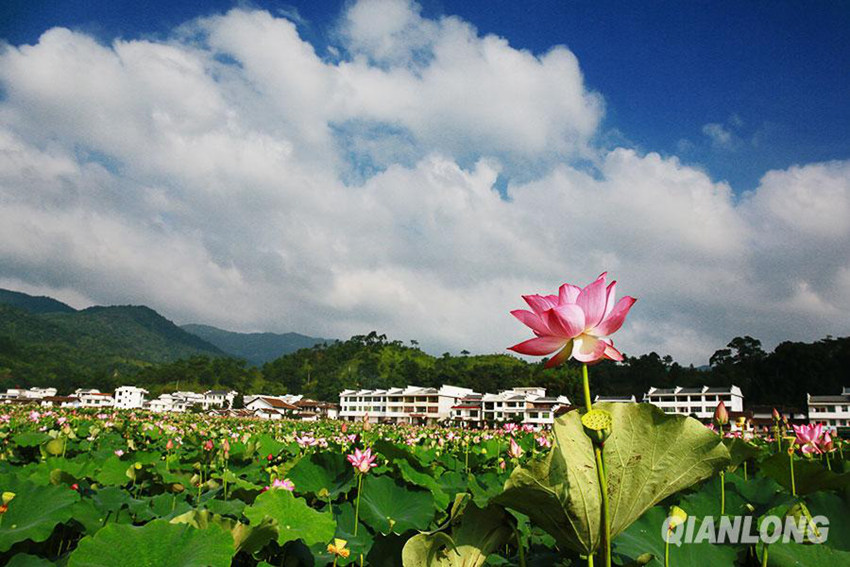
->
[1,275,849,566]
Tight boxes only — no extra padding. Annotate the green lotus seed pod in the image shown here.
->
[581,409,613,445]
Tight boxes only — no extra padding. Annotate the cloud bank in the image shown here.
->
[1,0,848,364]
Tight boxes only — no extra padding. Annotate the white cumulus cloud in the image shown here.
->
[0,0,849,365]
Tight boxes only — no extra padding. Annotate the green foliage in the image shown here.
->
[67,519,234,567]
[497,403,730,554]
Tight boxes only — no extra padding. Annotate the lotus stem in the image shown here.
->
[353,473,363,537]
[513,525,527,567]
[743,461,748,481]
[825,452,831,471]
[789,452,796,497]
[582,364,611,567]
[761,544,769,567]
[665,536,670,567]
[720,470,725,515]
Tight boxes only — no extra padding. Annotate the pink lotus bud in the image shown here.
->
[713,402,729,426]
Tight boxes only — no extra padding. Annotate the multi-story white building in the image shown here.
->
[114,386,149,409]
[643,386,744,420]
[74,389,115,408]
[1,387,58,401]
[807,388,850,427]
[453,387,570,425]
[204,390,238,409]
[339,385,476,424]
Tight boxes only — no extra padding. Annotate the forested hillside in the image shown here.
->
[1,290,847,408]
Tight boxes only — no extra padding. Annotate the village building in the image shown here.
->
[643,386,744,421]
[807,388,850,428]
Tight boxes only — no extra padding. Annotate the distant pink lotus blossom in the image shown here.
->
[818,432,834,453]
[114,449,124,457]
[793,423,823,455]
[508,437,524,459]
[536,435,552,449]
[203,439,214,451]
[28,411,40,422]
[263,478,295,492]
[509,273,636,366]
[347,448,378,474]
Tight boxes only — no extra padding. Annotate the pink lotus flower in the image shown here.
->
[819,432,835,453]
[263,478,295,492]
[166,439,174,451]
[509,273,636,366]
[536,435,552,449]
[508,437,524,459]
[347,448,378,474]
[793,423,823,455]
[203,439,214,451]
[28,411,40,422]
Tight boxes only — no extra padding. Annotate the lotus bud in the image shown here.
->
[581,409,613,446]
[772,408,781,422]
[736,416,747,429]
[713,402,729,426]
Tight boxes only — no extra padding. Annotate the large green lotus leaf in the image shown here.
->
[7,554,55,566]
[243,489,335,546]
[758,541,850,566]
[804,491,850,552]
[612,506,740,566]
[170,508,277,555]
[0,476,79,552]
[311,502,375,566]
[286,451,355,498]
[13,431,50,447]
[402,502,514,567]
[760,453,850,495]
[497,403,730,554]
[394,459,450,510]
[68,519,234,567]
[94,456,132,486]
[359,474,437,535]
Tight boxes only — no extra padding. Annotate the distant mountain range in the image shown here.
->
[0,288,331,374]
[0,288,77,314]
[181,324,332,366]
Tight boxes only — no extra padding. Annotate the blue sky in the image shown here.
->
[4,1,848,192]
[1,0,849,364]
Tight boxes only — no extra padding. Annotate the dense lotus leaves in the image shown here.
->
[286,450,355,499]
[678,475,749,518]
[67,519,234,567]
[760,453,850,495]
[243,489,336,546]
[401,501,515,567]
[612,506,740,566]
[497,403,730,554]
[360,474,437,535]
[723,437,762,471]
[0,476,79,552]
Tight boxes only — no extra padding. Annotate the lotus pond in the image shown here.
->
[0,404,848,566]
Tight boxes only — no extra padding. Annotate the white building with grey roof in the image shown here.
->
[339,385,476,424]
[643,385,744,420]
[807,388,850,427]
